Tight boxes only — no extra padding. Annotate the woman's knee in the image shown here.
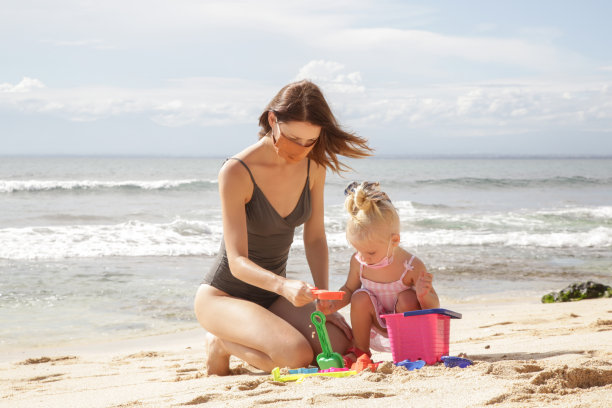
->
[270,336,313,368]
[396,289,421,313]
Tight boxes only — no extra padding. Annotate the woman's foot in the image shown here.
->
[206,332,231,376]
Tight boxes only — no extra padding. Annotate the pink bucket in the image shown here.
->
[381,309,461,365]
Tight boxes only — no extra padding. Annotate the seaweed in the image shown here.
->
[541,281,612,303]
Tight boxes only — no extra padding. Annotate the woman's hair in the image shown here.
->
[258,80,372,174]
[344,181,399,242]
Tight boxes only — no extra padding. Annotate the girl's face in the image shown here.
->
[349,234,398,266]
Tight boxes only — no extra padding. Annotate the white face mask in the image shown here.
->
[354,239,394,269]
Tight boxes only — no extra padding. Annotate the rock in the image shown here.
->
[541,281,612,303]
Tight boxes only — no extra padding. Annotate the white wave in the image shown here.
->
[0,179,215,193]
[535,206,612,219]
[297,227,612,250]
[0,219,223,260]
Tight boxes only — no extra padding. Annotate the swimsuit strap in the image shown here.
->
[399,255,416,281]
[227,157,310,186]
[226,157,256,185]
[356,253,365,276]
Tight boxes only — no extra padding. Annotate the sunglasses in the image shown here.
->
[276,121,318,147]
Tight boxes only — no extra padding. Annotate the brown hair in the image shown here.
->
[258,80,372,173]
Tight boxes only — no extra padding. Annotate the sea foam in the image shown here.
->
[0,179,217,193]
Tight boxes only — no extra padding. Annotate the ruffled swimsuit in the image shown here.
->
[353,254,416,351]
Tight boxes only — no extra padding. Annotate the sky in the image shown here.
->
[1,0,611,157]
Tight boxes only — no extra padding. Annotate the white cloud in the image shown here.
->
[41,38,115,50]
[0,77,46,93]
[1,65,611,136]
[295,60,365,93]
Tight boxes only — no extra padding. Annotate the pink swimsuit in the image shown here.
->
[353,254,416,351]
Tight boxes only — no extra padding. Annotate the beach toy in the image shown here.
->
[271,367,357,383]
[319,367,350,373]
[311,288,345,300]
[310,311,345,369]
[395,359,426,371]
[288,367,319,374]
[441,356,473,368]
[382,308,462,365]
[350,354,380,373]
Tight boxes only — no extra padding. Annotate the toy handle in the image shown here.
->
[310,311,333,357]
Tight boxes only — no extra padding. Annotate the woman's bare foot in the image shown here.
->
[206,332,231,376]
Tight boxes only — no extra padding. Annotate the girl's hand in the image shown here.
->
[415,270,434,300]
[315,299,337,315]
[280,279,315,307]
[324,312,353,340]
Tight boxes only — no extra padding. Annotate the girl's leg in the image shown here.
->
[194,284,314,375]
[349,290,385,354]
[395,288,421,313]
[267,295,351,360]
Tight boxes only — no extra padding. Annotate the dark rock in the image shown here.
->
[541,281,612,303]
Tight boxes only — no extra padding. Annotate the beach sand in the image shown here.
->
[1,298,611,408]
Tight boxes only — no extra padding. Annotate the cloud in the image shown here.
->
[0,76,269,125]
[1,64,611,136]
[41,39,115,50]
[295,60,364,93]
[0,77,46,93]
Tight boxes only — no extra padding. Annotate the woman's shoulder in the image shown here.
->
[219,140,266,177]
[308,159,326,187]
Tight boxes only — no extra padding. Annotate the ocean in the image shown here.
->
[1,156,610,350]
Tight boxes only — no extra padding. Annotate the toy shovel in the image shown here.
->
[310,311,345,370]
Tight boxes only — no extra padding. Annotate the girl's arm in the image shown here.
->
[318,254,362,314]
[405,256,440,309]
[220,160,314,307]
[303,163,329,289]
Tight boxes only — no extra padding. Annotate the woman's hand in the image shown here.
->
[324,312,353,340]
[280,279,315,307]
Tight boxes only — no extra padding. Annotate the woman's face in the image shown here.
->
[269,112,321,147]
[276,121,320,147]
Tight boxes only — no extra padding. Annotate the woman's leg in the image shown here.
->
[194,284,314,375]
[267,295,351,360]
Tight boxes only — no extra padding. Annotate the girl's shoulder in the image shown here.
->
[397,248,426,272]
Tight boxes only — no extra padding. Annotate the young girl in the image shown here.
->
[319,181,439,364]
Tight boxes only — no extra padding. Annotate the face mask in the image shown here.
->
[354,239,394,269]
[272,121,316,163]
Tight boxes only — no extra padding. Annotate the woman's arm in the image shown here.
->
[303,163,329,289]
[219,160,314,307]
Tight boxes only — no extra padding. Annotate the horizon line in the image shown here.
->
[1,153,611,160]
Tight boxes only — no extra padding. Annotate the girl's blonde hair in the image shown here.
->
[344,181,399,242]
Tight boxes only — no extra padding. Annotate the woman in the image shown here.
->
[194,80,371,375]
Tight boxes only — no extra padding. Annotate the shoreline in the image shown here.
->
[2,297,611,407]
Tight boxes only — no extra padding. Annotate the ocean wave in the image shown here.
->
[318,226,612,250]
[327,176,611,190]
[0,219,223,260]
[0,179,218,193]
[535,206,612,220]
[413,176,611,188]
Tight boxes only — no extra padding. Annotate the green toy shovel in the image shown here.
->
[310,311,345,370]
